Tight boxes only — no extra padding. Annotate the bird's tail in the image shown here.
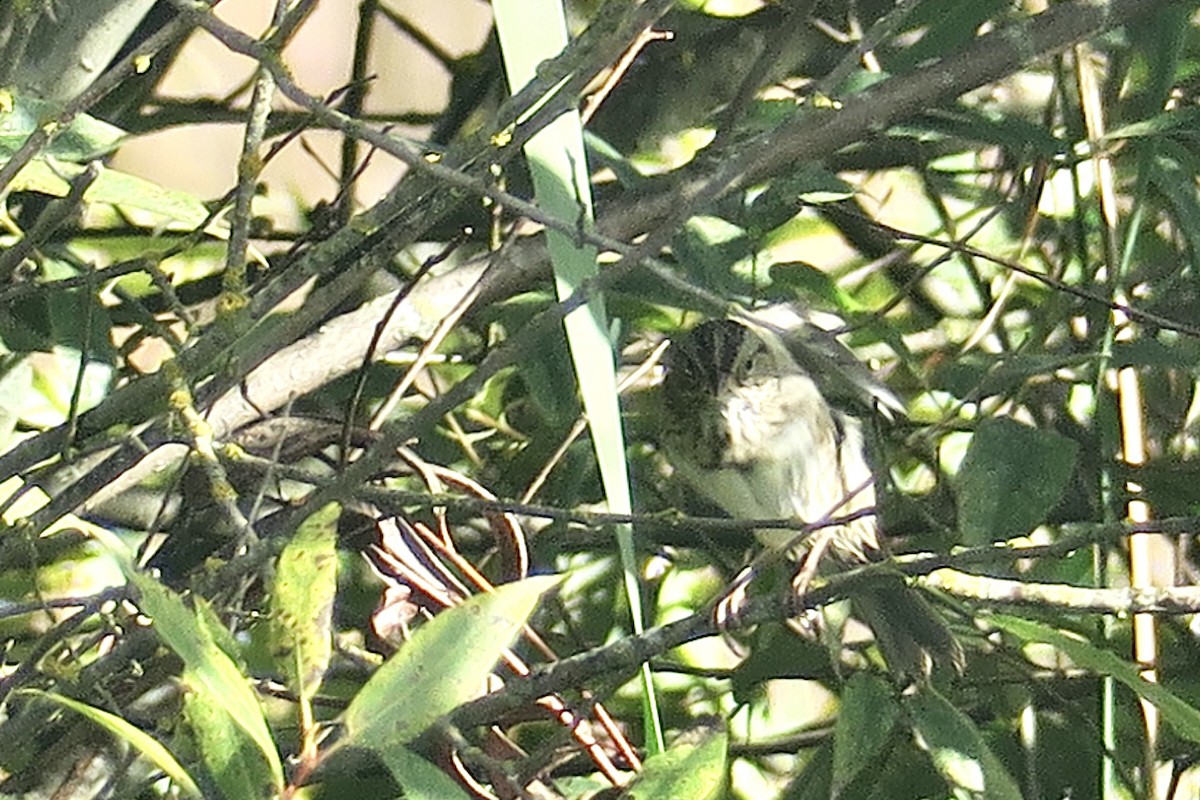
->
[852,577,964,679]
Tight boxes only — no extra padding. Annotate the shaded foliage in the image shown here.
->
[2,0,1200,798]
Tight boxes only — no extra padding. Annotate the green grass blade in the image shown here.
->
[493,0,664,754]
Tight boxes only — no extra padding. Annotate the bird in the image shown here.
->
[659,312,962,679]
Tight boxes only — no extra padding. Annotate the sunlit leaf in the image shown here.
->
[127,571,284,792]
[270,502,339,700]
[905,685,1022,800]
[622,726,727,800]
[0,93,124,160]
[341,575,560,749]
[9,159,221,235]
[992,615,1200,744]
[182,679,276,800]
[21,689,202,798]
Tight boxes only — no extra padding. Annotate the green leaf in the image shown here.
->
[621,727,727,800]
[675,0,764,17]
[518,333,578,429]
[377,746,473,800]
[731,622,838,700]
[1150,146,1200,261]
[341,575,560,749]
[127,570,284,792]
[1112,337,1200,370]
[832,673,899,797]
[0,93,125,160]
[768,261,863,313]
[182,678,276,800]
[990,615,1200,744]
[584,130,648,189]
[672,215,753,296]
[904,685,1022,800]
[270,502,339,700]
[1106,107,1200,141]
[0,357,26,447]
[930,353,1086,400]
[21,689,202,798]
[10,159,218,234]
[954,417,1078,544]
[80,164,218,231]
[883,1,1010,74]
[1123,4,1192,121]
[901,107,1064,158]
[744,167,855,231]
[784,740,834,800]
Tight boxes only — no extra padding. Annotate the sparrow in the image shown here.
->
[660,313,962,678]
